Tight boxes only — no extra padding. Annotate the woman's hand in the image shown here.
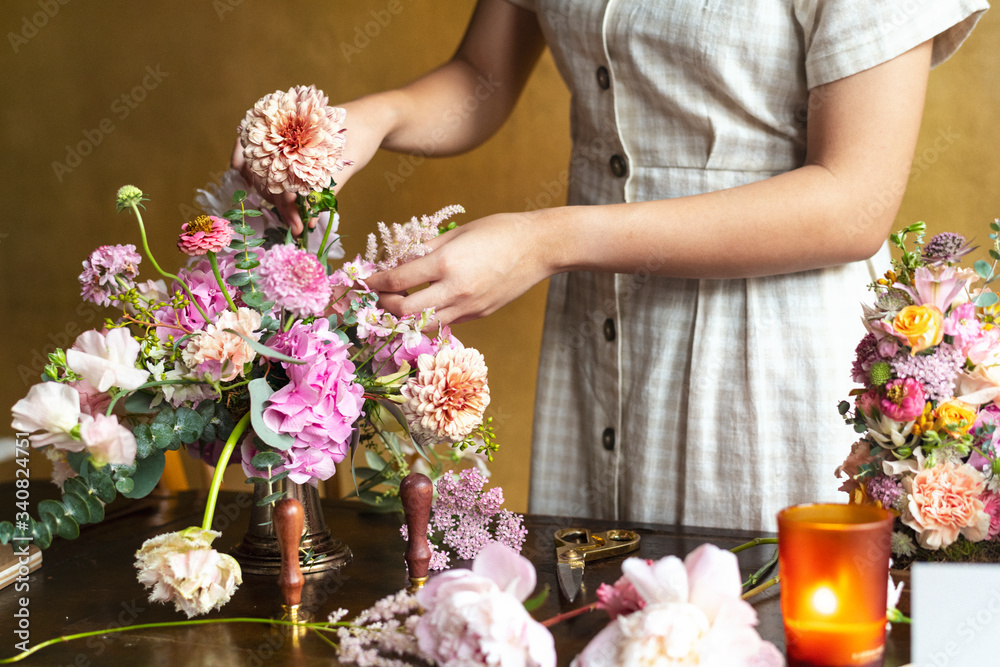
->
[365,211,552,325]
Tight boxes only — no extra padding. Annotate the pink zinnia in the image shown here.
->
[879,377,926,422]
[177,215,233,256]
[239,84,350,196]
[258,244,333,318]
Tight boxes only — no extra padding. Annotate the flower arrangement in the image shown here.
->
[837,220,1000,566]
[2,84,500,616]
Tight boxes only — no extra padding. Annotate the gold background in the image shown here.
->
[1,2,997,512]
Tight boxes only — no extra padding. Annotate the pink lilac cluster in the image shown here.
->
[889,343,965,403]
[242,319,364,484]
[257,243,333,318]
[866,474,904,510]
[411,468,526,567]
[364,205,465,271]
[79,243,142,307]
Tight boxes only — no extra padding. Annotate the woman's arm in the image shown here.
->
[367,40,934,324]
[233,0,545,234]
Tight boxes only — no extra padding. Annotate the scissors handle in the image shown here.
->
[554,528,640,562]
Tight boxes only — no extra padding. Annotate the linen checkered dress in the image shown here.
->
[504,0,988,530]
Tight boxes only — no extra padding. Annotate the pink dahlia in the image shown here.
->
[401,346,491,447]
[902,461,990,550]
[177,215,233,256]
[257,244,333,318]
[79,244,142,306]
[879,377,926,422]
[239,84,350,196]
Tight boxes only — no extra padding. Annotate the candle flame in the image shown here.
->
[811,586,838,615]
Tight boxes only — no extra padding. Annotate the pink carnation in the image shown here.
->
[596,562,651,620]
[981,491,1000,540]
[879,377,926,422]
[181,308,262,382]
[401,346,491,447]
[902,461,990,550]
[239,84,350,196]
[177,215,233,256]
[258,244,333,318]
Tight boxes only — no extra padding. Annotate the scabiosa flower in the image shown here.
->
[115,184,145,212]
[922,232,976,264]
[879,377,926,422]
[135,527,242,618]
[239,84,350,196]
[402,346,491,447]
[257,244,333,318]
[79,244,142,306]
[177,215,233,256]
[891,342,965,403]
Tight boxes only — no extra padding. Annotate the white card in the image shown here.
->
[912,562,1000,665]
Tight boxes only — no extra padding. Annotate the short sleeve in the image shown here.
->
[795,0,989,88]
[502,0,536,10]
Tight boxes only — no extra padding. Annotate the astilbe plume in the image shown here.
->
[364,205,465,271]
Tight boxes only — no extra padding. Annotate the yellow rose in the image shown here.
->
[934,400,977,438]
[893,304,944,355]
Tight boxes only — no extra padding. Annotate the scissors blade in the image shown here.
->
[556,551,585,603]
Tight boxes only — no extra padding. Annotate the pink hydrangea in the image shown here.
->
[257,244,333,318]
[902,461,990,550]
[239,84,350,196]
[79,243,141,306]
[879,377,926,422]
[401,346,491,447]
[177,215,233,256]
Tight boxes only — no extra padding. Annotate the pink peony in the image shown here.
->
[402,346,491,447]
[415,543,555,667]
[177,215,233,256]
[572,545,783,667]
[980,491,1000,540]
[66,328,150,392]
[902,461,990,550]
[135,527,242,618]
[11,382,83,450]
[181,307,262,382]
[239,84,350,196]
[879,378,926,422]
[78,243,141,306]
[257,244,333,318]
[78,413,137,466]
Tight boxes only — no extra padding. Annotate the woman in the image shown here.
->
[237,0,988,530]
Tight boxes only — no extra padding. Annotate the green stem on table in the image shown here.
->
[741,575,779,601]
[743,547,779,590]
[0,617,343,664]
[129,202,212,325]
[541,602,598,628]
[208,251,238,314]
[729,537,778,554]
[201,412,252,531]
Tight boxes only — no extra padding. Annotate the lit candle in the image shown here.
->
[778,503,893,667]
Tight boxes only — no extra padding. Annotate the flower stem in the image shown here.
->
[208,251,238,314]
[729,537,778,554]
[201,411,252,531]
[541,602,598,628]
[741,575,779,601]
[0,617,343,664]
[130,203,212,325]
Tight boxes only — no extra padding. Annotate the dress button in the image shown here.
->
[609,154,627,178]
[596,66,610,90]
[603,318,616,342]
[602,427,615,451]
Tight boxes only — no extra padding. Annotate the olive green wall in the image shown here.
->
[1,2,997,512]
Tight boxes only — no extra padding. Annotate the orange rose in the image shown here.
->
[893,304,944,355]
[933,400,977,437]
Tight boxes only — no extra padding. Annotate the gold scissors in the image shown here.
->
[554,528,641,602]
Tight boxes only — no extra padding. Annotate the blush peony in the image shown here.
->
[239,84,350,196]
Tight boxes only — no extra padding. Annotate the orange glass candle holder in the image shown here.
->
[778,503,893,667]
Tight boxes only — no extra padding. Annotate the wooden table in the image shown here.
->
[0,485,910,666]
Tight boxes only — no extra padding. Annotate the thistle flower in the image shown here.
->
[922,232,976,264]
[239,84,350,196]
[177,215,233,256]
[79,244,142,307]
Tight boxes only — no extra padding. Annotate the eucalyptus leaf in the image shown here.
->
[55,513,80,540]
[246,238,266,247]
[243,209,263,217]
[88,471,117,504]
[38,499,66,520]
[251,451,285,469]
[124,391,159,415]
[974,292,1000,308]
[232,189,247,203]
[228,240,247,251]
[175,406,206,444]
[122,450,165,499]
[66,450,90,476]
[235,258,260,270]
[31,518,52,550]
[133,423,154,459]
[62,493,90,524]
[257,491,287,506]
[0,522,14,543]
[248,378,295,451]
[84,493,105,523]
[227,272,251,287]
[150,421,179,450]
[975,259,992,280]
